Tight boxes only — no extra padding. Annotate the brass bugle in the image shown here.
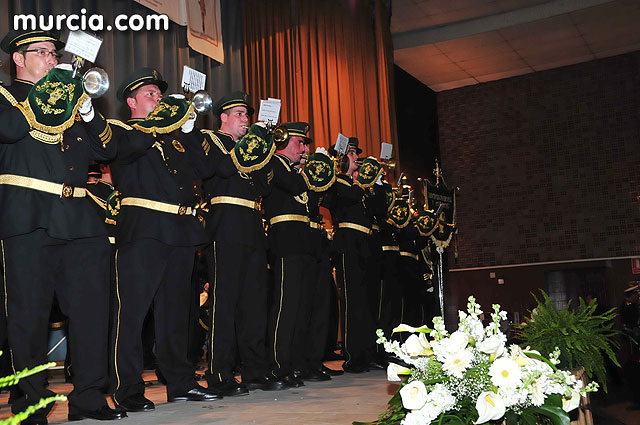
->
[191,90,213,114]
[82,67,110,98]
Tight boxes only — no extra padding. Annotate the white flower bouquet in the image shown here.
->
[354,296,597,425]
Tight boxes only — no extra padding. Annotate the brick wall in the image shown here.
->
[438,52,640,270]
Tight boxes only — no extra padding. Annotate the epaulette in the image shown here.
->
[274,153,292,171]
[201,129,229,155]
[107,118,133,131]
[0,86,18,106]
[337,177,351,186]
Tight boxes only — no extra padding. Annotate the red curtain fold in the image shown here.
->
[243,0,398,160]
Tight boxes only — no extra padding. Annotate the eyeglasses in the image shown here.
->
[19,48,62,60]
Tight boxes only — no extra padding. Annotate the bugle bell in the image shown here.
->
[191,90,213,114]
[272,125,289,144]
[82,67,110,98]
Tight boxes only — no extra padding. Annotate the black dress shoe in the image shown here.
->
[208,377,249,397]
[322,364,344,376]
[305,368,332,381]
[283,374,304,388]
[68,405,127,421]
[113,394,155,412]
[244,375,287,391]
[369,359,387,370]
[342,363,369,373]
[167,384,222,402]
[291,369,305,379]
[21,416,47,425]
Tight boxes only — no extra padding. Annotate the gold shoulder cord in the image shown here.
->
[202,130,230,155]
[0,86,18,106]
[107,119,133,131]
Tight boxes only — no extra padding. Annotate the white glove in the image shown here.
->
[375,174,383,186]
[78,97,94,122]
[254,121,267,129]
[54,63,73,71]
[368,155,377,160]
[169,93,186,100]
[181,114,196,133]
[315,147,329,156]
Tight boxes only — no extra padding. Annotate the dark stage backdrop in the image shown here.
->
[0,0,244,128]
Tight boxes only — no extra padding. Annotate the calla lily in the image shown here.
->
[392,324,432,334]
[562,388,581,412]
[387,363,411,382]
[399,380,428,410]
[404,334,432,356]
[446,331,470,353]
[475,391,506,424]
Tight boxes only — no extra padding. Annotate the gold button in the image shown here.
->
[77,137,82,142]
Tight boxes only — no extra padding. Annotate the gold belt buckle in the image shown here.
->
[178,205,187,215]
[61,184,74,198]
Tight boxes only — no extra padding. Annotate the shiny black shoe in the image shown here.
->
[283,374,304,388]
[342,363,370,373]
[322,364,344,376]
[167,384,222,402]
[244,375,287,391]
[305,368,332,381]
[291,369,305,380]
[208,378,249,397]
[369,359,387,370]
[112,394,155,412]
[68,405,127,421]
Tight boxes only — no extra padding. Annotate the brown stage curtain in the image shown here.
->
[243,0,398,160]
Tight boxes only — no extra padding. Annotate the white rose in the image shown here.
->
[445,331,470,353]
[478,335,505,358]
[400,380,428,410]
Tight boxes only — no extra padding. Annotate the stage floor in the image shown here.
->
[1,361,637,424]
[0,361,398,424]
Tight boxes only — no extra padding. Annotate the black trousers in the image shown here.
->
[375,250,403,344]
[205,241,269,383]
[400,256,425,327]
[2,229,110,418]
[299,254,332,370]
[267,254,314,376]
[335,251,376,368]
[112,239,196,402]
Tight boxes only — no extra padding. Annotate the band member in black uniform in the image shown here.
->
[299,147,341,380]
[0,30,124,423]
[326,138,377,373]
[202,92,286,396]
[108,69,221,412]
[263,122,314,386]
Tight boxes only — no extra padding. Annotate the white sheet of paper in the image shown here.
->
[380,142,393,160]
[181,65,206,93]
[335,133,349,154]
[64,31,102,62]
[258,98,281,124]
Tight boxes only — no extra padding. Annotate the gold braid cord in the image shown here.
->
[0,86,18,106]
[107,119,133,131]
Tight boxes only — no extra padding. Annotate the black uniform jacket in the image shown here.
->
[109,119,212,247]
[0,79,116,240]
[262,153,312,257]
[324,174,372,254]
[201,130,271,249]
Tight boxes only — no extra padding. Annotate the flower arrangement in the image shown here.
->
[355,296,597,425]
